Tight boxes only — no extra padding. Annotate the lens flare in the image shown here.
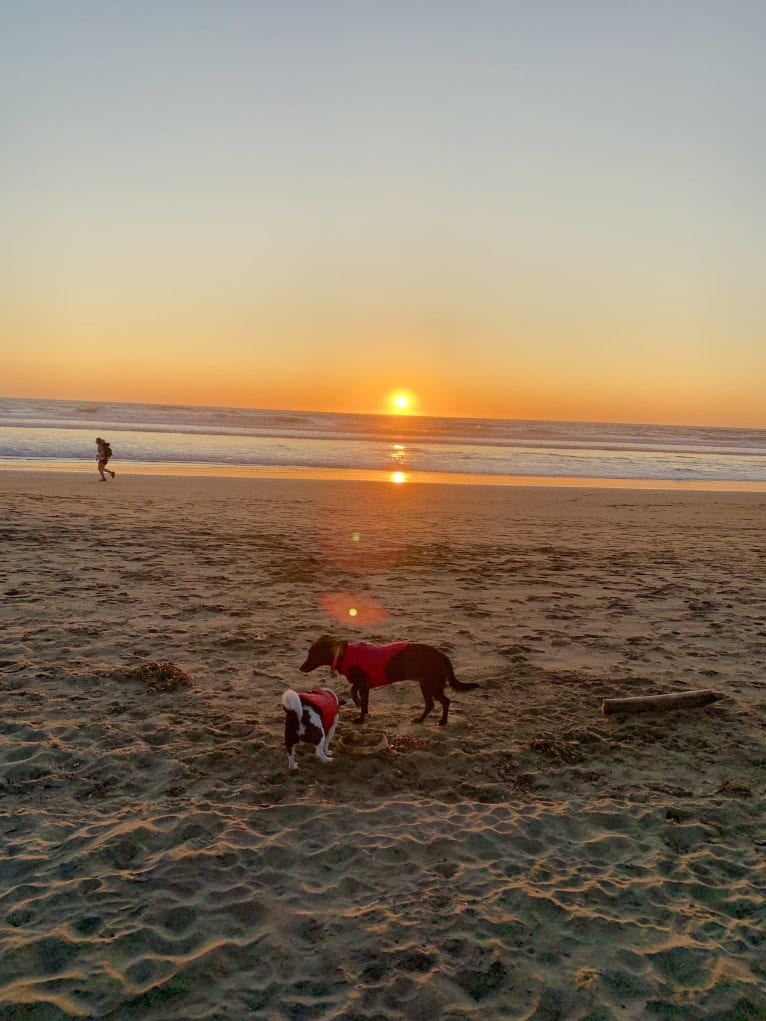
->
[319,521,404,573]
[320,592,389,626]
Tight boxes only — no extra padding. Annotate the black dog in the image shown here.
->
[299,636,477,726]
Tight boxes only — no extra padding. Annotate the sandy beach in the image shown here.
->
[1,471,764,1020]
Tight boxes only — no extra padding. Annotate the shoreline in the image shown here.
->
[2,458,766,492]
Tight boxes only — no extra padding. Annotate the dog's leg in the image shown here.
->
[285,713,301,769]
[323,718,338,760]
[436,691,450,726]
[356,682,371,723]
[315,743,332,764]
[315,719,334,763]
[413,681,434,723]
[348,668,370,723]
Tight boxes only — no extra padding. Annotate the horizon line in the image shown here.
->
[2,393,765,435]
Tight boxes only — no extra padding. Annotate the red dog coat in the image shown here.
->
[300,688,339,732]
[335,641,409,689]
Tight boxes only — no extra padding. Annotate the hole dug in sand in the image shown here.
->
[336,729,389,756]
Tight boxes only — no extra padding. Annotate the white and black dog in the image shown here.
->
[281,686,340,770]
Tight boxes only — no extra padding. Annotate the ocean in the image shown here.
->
[1,396,765,489]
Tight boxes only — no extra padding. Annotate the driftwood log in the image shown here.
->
[601,689,721,715]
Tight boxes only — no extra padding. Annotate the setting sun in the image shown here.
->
[389,391,414,414]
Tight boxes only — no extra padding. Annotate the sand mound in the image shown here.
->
[127,660,194,693]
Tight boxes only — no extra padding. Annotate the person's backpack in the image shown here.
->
[104,443,113,458]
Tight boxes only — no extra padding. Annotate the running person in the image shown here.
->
[96,437,116,481]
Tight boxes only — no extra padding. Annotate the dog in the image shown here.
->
[281,686,340,770]
[299,636,477,726]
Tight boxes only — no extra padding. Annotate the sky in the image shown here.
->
[2,1,765,426]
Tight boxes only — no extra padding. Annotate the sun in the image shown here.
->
[389,390,414,414]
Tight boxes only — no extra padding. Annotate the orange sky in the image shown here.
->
[3,5,765,429]
[5,289,764,426]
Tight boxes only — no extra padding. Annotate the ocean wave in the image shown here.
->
[1,398,765,483]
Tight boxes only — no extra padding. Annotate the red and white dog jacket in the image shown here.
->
[334,641,409,689]
[300,688,339,732]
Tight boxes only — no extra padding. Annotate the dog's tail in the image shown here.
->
[282,689,302,715]
[446,662,479,692]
